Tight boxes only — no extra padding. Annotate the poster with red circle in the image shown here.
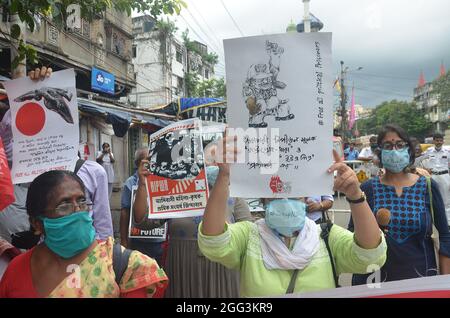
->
[3,69,79,184]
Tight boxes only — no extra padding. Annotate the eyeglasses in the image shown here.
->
[47,199,93,218]
[380,141,408,150]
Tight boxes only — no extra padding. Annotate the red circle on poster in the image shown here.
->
[15,102,46,136]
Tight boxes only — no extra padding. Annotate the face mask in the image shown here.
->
[265,199,306,237]
[370,144,378,150]
[381,148,410,173]
[40,211,95,259]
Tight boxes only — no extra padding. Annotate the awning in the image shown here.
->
[78,98,175,137]
[177,97,225,114]
[150,97,226,115]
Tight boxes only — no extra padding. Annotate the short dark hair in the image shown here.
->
[102,142,110,148]
[26,170,85,219]
[369,136,377,143]
[433,133,444,140]
[377,124,415,168]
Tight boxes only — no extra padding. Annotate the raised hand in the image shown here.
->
[328,149,361,200]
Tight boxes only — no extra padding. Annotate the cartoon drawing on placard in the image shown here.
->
[242,40,295,128]
[14,87,74,124]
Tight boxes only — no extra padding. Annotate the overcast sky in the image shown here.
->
[158,0,450,108]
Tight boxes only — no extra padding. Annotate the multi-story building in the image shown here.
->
[130,16,215,109]
[413,67,449,134]
[0,7,170,186]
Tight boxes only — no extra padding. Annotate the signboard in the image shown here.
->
[128,186,168,239]
[4,69,79,184]
[224,32,333,198]
[146,118,209,219]
[182,105,227,123]
[91,67,115,95]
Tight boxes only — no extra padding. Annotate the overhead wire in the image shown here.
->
[219,0,245,37]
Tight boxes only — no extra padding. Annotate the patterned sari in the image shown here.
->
[48,238,168,298]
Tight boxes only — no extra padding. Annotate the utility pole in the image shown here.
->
[303,0,311,33]
[340,60,347,142]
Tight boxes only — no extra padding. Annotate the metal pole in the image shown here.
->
[303,0,311,33]
[340,61,347,142]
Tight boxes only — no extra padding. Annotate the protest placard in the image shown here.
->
[128,186,168,239]
[224,33,333,198]
[4,69,79,184]
[146,118,209,219]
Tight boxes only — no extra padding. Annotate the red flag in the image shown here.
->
[418,71,426,87]
[440,62,446,77]
[0,137,15,211]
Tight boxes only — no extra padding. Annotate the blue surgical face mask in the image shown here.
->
[40,211,95,259]
[381,148,410,173]
[265,199,307,237]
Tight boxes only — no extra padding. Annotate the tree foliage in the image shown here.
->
[357,100,433,140]
[1,0,186,69]
[185,72,226,98]
[182,28,219,66]
[432,70,450,112]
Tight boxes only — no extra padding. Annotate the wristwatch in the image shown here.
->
[346,191,366,204]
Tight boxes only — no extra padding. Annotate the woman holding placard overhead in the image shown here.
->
[133,160,253,298]
[197,135,387,297]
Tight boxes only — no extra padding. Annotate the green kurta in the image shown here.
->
[198,221,387,297]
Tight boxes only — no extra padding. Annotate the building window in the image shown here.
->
[132,45,137,58]
[82,19,90,38]
[143,21,155,33]
[47,24,59,46]
[113,31,125,56]
[176,49,182,63]
[97,33,104,48]
[177,76,184,90]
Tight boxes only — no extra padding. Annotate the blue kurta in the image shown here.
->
[349,176,450,283]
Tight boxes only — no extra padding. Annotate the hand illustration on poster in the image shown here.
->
[224,33,333,198]
[4,69,79,184]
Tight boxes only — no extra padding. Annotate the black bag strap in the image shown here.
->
[113,243,133,285]
[74,159,85,174]
[320,221,340,288]
[286,269,300,294]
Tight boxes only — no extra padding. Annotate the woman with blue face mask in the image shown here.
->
[0,170,168,298]
[349,124,450,285]
[197,135,388,297]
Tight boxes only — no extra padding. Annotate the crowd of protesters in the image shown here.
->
[0,67,449,298]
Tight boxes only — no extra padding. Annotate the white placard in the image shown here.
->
[4,69,79,184]
[224,32,333,198]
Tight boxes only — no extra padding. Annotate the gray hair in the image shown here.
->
[134,147,149,167]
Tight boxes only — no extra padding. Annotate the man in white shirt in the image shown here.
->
[358,136,378,161]
[423,133,450,223]
[358,135,381,177]
[96,142,115,198]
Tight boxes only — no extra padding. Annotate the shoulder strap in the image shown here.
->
[320,221,340,288]
[286,269,300,294]
[74,159,85,174]
[113,243,133,286]
[425,176,435,225]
